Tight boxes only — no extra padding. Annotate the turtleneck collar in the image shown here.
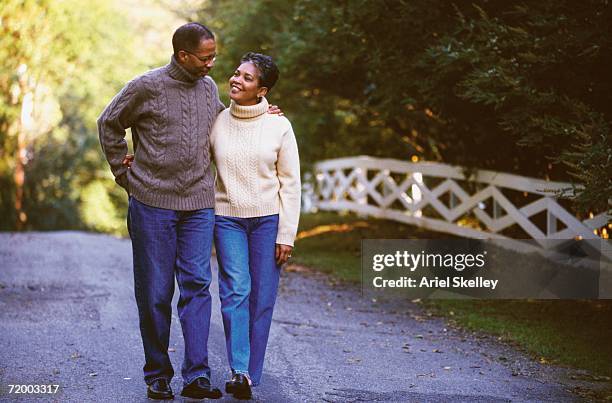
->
[230,97,269,119]
[167,55,200,83]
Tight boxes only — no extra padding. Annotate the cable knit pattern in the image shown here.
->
[141,71,169,192]
[210,98,301,246]
[98,56,226,211]
[226,99,267,209]
[177,86,189,193]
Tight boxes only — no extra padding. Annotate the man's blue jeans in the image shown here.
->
[128,197,214,385]
[214,214,281,386]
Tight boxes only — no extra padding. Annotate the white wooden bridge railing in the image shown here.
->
[304,156,609,252]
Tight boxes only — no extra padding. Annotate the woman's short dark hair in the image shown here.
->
[172,22,214,57]
[240,52,279,93]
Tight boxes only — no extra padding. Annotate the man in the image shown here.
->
[98,22,278,400]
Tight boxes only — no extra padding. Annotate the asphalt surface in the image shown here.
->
[0,232,608,402]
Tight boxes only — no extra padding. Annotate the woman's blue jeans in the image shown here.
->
[128,197,215,386]
[214,214,281,386]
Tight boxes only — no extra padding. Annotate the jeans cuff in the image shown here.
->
[147,376,171,386]
[232,370,252,384]
[184,374,210,386]
[233,370,249,375]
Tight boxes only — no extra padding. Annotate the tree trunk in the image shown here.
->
[14,127,26,230]
[14,76,32,231]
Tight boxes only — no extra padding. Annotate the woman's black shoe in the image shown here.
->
[147,378,174,400]
[180,377,222,399]
[225,374,252,400]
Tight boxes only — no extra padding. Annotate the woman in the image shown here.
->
[210,52,301,399]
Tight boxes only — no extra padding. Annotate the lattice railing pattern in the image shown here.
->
[310,156,609,250]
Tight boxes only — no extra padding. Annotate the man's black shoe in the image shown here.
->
[147,378,174,400]
[225,376,237,394]
[225,374,252,400]
[180,377,222,400]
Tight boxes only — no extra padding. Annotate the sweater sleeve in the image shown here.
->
[276,123,301,246]
[97,78,144,191]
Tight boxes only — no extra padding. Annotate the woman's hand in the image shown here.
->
[123,153,134,168]
[275,244,293,265]
[267,104,284,116]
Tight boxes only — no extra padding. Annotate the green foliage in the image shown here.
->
[560,117,612,213]
[0,0,175,231]
[80,180,126,235]
[201,0,611,213]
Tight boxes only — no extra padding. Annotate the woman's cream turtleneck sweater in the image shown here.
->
[210,97,301,246]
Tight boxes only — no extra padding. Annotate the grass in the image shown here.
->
[292,211,448,282]
[427,300,612,378]
[292,211,612,378]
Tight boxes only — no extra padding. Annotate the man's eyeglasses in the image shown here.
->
[183,49,217,64]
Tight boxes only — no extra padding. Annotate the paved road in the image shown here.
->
[0,232,607,402]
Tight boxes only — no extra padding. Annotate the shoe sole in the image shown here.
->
[233,392,252,400]
[233,386,252,400]
[180,390,223,399]
[147,391,174,400]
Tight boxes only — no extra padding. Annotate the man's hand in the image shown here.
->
[123,154,134,168]
[268,104,283,116]
[275,244,293,265]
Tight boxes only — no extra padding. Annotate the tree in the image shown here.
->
[0,0,180,232]
[198,0,611,213]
